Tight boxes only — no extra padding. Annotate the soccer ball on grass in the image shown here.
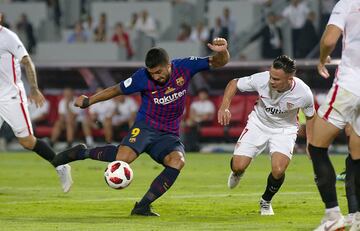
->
[104,161,133,189]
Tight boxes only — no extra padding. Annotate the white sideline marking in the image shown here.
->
[0,191,316,205]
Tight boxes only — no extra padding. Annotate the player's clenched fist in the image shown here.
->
[207,37,228,52]
[74,95,90,108]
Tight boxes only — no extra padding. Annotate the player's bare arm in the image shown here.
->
[75,85,123,109]
[20,55,45,107]
[317,25,342,78]
[208,37,230,68]
[218,79,238,126]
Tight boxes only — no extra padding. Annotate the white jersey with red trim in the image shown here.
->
[328,0,360,96]
[0,26,28,103]
[237,71,315,130]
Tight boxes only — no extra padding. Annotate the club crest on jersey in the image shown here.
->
[165,87,175,95]
[176,76,185,86]
[129,137,136,143]
[287,102,294,110]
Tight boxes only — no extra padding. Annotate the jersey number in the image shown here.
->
[131,128,140,137]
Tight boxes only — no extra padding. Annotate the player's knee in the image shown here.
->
[271,166,286,179]
[164,152,185,170]
[231,165,245,173]
[231,160,247,173]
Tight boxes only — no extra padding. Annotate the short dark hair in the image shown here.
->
[272,55,296,74]
[145,47,169,68]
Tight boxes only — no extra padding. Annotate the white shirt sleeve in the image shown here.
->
[301,88,315,117]
[89,104,97,115]
[105,100,117,117]
[58,99,66,115]
[327,0,350,31]
[207,101,215,114]
[6,30,29,61]
[69,99,81,115]
[237,77,256,92]
[59,98,80,115]
[282,6,290,18]
[237,72,268,92]
[128,97,138,112]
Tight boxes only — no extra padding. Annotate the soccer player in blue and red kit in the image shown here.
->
[51,37,229,216]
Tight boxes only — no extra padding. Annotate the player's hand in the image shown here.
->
[218,107,231,126]
[317,56,331,79]
[74,95,90,108]
[29,88,45,108]
[207,37,228,53]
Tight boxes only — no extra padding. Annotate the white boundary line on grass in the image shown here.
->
[0,191,317,205]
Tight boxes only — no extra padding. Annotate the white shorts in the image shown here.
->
[318,85,360,136]
[0,102,33,138]
[233,120,297,159]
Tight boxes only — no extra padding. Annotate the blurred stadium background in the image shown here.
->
[0,0,345,153]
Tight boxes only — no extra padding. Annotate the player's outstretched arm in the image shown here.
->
[218,79,238,126]
[75,85,122,109]
[208,37,230,68]
[21,55,45,107]
[318,25,342,78]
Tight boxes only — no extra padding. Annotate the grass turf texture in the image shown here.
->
[0,152,349,231]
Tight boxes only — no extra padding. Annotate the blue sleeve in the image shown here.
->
[119,69,147,94]
[176,57,210,77]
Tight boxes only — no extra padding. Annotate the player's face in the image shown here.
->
[147,64,171,85]
[269,67,293,92]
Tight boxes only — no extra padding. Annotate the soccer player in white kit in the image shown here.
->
[0,22,73,192]
[218,55,315,216]
[308,0,360,230]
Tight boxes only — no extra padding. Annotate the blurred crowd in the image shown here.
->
[0,0,340,59]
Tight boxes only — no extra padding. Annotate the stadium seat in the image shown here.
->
[34,95,61,138]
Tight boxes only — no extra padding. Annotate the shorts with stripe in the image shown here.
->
[318,85,360,135]
[0,101,33,137]
[233,119,297,159]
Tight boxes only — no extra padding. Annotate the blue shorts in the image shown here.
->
[121,120,185,164]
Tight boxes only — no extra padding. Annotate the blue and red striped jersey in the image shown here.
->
[119,57,210,135]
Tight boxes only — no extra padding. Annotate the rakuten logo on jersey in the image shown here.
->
[265,107,286,115]
[153,90,187,105]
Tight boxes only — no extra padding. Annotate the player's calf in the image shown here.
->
[137,166,180,208]
[19,136,56,165]
[261,172,285,202]
[308,144,338,209]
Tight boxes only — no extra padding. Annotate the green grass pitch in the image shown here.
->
[0,152,349,231]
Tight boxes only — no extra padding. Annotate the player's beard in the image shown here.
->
[156,75,170,86]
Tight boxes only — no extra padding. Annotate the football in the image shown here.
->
[104,161,133,189]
